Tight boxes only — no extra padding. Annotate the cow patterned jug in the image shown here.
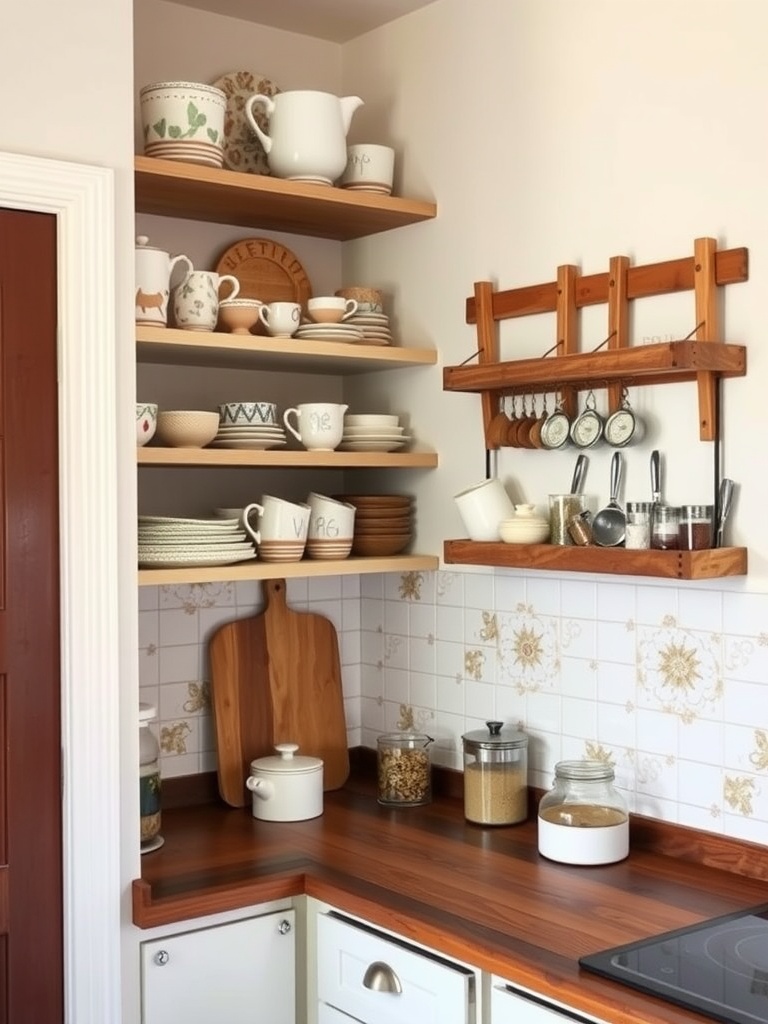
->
[135,235,193,327]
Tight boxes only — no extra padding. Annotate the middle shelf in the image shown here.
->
[138,448,438,468]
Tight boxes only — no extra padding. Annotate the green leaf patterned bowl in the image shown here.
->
[140,81,226,169]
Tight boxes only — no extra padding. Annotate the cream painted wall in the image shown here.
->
[341,0,767,586]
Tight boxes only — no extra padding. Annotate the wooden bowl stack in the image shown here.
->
[334,494,413,556]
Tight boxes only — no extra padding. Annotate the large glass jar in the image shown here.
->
[139,702,162,852]
[377,732,433,806]
[462,721,528,825]
[538,760,628,865]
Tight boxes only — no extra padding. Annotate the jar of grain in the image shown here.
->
[377,732,433,806]
[461,721,528,826]
[139,702,163,853]
[538,760,628,865]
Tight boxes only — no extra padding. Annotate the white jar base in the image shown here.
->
[537,816,628,865]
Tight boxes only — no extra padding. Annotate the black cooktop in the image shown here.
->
[579,903,768,1024]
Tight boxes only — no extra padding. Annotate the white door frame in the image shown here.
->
[0,151,121,1021]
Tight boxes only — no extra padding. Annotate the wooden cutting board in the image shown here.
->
[260,578,350,792]
[208,578,350,807]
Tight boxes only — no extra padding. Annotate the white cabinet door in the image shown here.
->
[142,909,295,1024]
[317,912,474,1024]
[491,980,607,1024]
[318,1003,364,1023]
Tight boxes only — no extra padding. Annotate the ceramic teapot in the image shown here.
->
[135,235,193,326]
[245,90,363,185]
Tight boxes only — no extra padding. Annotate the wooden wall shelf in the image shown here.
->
[138,554,439,587]
[138,448,437,469]
[444,540,747,580]
[134,156,436,239]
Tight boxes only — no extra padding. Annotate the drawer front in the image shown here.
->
[318,1002,363,1023]
[317,912,474,1024]
[492,980,607,1024]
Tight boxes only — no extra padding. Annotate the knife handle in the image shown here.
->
[650,450,661,504]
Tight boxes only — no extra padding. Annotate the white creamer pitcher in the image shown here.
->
[135,235,193,326]
[245,90,363,185]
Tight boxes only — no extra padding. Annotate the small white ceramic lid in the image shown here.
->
[250,742,322,775]
[138,701,157,722]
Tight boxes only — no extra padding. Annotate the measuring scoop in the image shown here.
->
[592,451,626,547]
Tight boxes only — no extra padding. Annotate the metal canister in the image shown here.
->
[461,721,528,825]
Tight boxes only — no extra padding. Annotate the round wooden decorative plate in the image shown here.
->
[215,238,313,332]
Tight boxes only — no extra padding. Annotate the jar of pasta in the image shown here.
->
[377,732,433,806]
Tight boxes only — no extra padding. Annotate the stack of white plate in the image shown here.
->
[338,413,412,452]
[344,311,393,346]
[293,322,364,344]
[210,423,288,450]
[138,515,257,568]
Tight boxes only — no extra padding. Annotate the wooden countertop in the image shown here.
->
[135,766,768,1024]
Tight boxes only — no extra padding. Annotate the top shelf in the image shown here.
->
[134,156,437,240]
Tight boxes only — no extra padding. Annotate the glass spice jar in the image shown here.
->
[538,760,629,865]
[139,702,162,851]
[462,721,528,826]
[650,504,680,550]
[625,501,652,549]
[377,732,433,806]
[678,504,714,550]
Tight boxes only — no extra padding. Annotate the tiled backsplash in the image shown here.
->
[138,570,768,845]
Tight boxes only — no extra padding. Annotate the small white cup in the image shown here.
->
[340,144,395,194]
[454,478,516,542]
[258,301,301,337]
[307,296,358,324]
[283,403,348,451]
[307,493,356,540]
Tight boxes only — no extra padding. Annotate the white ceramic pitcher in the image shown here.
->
[245,90,363,185]
[172,270,240,332]
[135,235,193,326]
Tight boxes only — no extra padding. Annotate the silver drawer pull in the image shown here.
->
[363,961,403,994]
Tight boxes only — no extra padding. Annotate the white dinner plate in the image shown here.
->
[338,439,408,452]
[210,438,288,450]
[138,549,258,568]
[138,515,240,528]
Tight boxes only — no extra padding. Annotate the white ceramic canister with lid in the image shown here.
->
[135,235,193,326]
[538,759,629,865]
[247,743,323,821]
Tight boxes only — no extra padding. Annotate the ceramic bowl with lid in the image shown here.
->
[246,743,323,821]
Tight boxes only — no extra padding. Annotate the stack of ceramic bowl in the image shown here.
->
[334,494,413,556]
[339,413,411,452]
[211,401,287,451]
[137,515,256,568]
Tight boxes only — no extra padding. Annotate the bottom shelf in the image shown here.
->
[444,541,747,580]
[138,553,439,586]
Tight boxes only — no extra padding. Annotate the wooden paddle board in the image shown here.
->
[260,578,350,792]
[209,611,274,808]
[208,578,350,807]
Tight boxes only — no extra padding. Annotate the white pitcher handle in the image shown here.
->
[283,407,301,443]
[218,274,240,301]
[169,253,193,286]
[341,298,358,321]
[245,94,275,153]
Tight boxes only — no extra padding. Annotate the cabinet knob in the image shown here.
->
[363,960,403,994]
[278,918,292,935]
[153,949,170,966]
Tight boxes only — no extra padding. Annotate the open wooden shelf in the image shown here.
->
[443,339,746,396]
[138,553,438,586]
[136,325,438,373]
[134,156,437,239]
[444,540,747,580]
[138,447,437,468]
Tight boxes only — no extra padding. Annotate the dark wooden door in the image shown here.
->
[0,208,63,1022]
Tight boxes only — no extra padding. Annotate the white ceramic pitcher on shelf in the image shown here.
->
[135,235,193,326]
[245,90,363,185]
[172,270,240,332]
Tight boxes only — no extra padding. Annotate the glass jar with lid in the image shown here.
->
[650,504,680,550]
[625,501,652,549]
[538,760,628,865]
[678,504,714,550]
[377,732,433,806]
[462,721,528,825]
[139,702,163,852]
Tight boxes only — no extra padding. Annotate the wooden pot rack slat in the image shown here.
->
[443,236,749,580]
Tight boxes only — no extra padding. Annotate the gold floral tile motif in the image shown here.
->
[560,619,583,650]
[585,741,615,766]
[436,572,459,597]
[397,704,415,730]
[183,681,210,713]
[160,721,192,755]
[724,638,754,672]
[160,581,234,613]
[638,617,722,722]
[479,611,498,644]
[464,649,485,680]
[497,604,559,694]
[724,775,755,816]
[383,635,404,661]
[399,572,423,601]
[749,730,768,771]
[396,703,434,733]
